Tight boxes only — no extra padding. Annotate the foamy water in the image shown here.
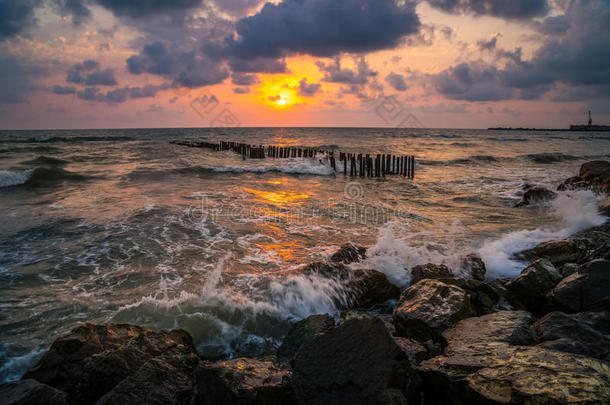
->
[0,127,608,381]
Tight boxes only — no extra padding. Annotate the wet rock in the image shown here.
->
[22,323,200,405]
[442,311,538,348]
[192,358,295,405]
[547,259,610,313]
[519,238,589,267]
[277,314,334,362]
[533,311,610,360]
[393,279,471,342]
[419,342,610,404]
[560,262,578,278]
[436,278,499,315]
[571,311,610,334]
[0,379,70,405]
[557,175,588,191]
[505,259,562,313]
[579,160,610,193]
[292,316,421,405]
[304,262,399,309]
[459,254,486,281]
[329,244,366,264]
[599,196,610,216]
[515,186,557,207]
[410,263,452,285]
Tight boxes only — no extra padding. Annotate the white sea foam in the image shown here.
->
[0,169,33,188]
[199,159,334,176]
[479,190,607,278]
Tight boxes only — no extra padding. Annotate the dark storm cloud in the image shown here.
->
[477,34,500,51]
[298,77,321,96]
[431,0,610,101]
[66,60,117,86]
[231,73,259,86]
[0,55,45,103]
[0,0,41,39]
[426,0,550,19]
[385,72,408,91]
[216,0,421,59]
[76,84,161,103]
[94,0,203,18]
[233,87,250,94]
[227,56,287,73]
[52,85,76,94]
[126,41,229,87]
[51,0,91,24]
[316,57,377,85]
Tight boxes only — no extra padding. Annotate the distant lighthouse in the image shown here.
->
[588,110,593,126]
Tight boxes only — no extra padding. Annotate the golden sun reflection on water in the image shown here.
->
[243,187,310,205]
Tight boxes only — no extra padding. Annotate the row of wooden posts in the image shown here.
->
[170,140,415,179]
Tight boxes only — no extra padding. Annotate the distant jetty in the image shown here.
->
[490,110,610,132]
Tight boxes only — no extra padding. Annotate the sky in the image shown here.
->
[0,0,609,129]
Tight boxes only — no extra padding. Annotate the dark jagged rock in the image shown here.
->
[515,186,557,207]
[0,379,70,405]
[533,311,610,360]
[329,244,366,264]
[393,279,471,342]
[303,262,399,309]
[560,262,578,278]
[505,259,562,313]
[22,323,200,405]
[459,254,486,281]
[599,196,610,216]
[436,278,499,315]
[547,259,610,313]
[442,311,538,348]
[519,238,589,267]
[292,316,421,405]
[410,263,453,285]
[579,160,610,193]
[192,358,295,405]
[419,342,610,404]
[571,311,610,334]
[277,314,334,362]
[557,175,588,191]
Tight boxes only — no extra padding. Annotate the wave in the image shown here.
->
[198,162,335,176]
[20,156,68,166]
[488,137,528,142]
[478,190,606,278]
[27,135,132,143]
[0,167,90,188]
[522,152,578,163]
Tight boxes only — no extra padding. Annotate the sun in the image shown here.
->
[258,77,307,109]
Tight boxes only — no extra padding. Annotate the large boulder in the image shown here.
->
[291,316,421,405]
[410,263,453,285]
[192,358,295,405]
[304,262,400,309]
[22,323,200,405]
[277,314,334,362]
[329,244,366,264]
[436,278,499,315]
[547,259,610,313]
[599,196,610,217]
[571,311,610,334]
[515,186,557,207]
[0,379,70,405]
[419,342,610,404]
[393,279,471,342]
[579,160,610,193]
[533,311,610,360]
[442,311,538,348]
[519,239,589,267]
[505,259,562,313]
[459,254,486,281]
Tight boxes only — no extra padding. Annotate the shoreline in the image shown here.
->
[2,161,609,404]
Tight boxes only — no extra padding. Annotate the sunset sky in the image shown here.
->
[1,0,609,129]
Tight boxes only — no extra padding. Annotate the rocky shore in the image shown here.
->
[2,161,609,405]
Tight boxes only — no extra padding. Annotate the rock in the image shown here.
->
[436,278,499,315]
[192,358,295,405]
[557,175,588,191]
[277,314,334,361]
[459,254,486,281]
[533,311,610,360]
[292,316,421,405]
[560,262,578,278]
[329,244,366,264]
[547,259,610,313]
[0,379,70,405]
[579,160,610,193]
[505,259,562,313]
[599,196,610,216]
[519,238,589,267]
[393,279,471,342]
[22,323,200,405]
[515,186,557,207]
[304,262,400,309]
[419,342,610,404]
[442,311,538,348]
[410,263,453,285]
[571,311,610,334]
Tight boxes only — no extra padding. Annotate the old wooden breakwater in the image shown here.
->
[170,140,416,179]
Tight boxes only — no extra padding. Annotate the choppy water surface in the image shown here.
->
[0,127,608,381]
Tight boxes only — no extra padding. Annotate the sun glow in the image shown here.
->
[258,76,308,109]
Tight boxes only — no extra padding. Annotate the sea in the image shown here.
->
[1,127,608,382]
